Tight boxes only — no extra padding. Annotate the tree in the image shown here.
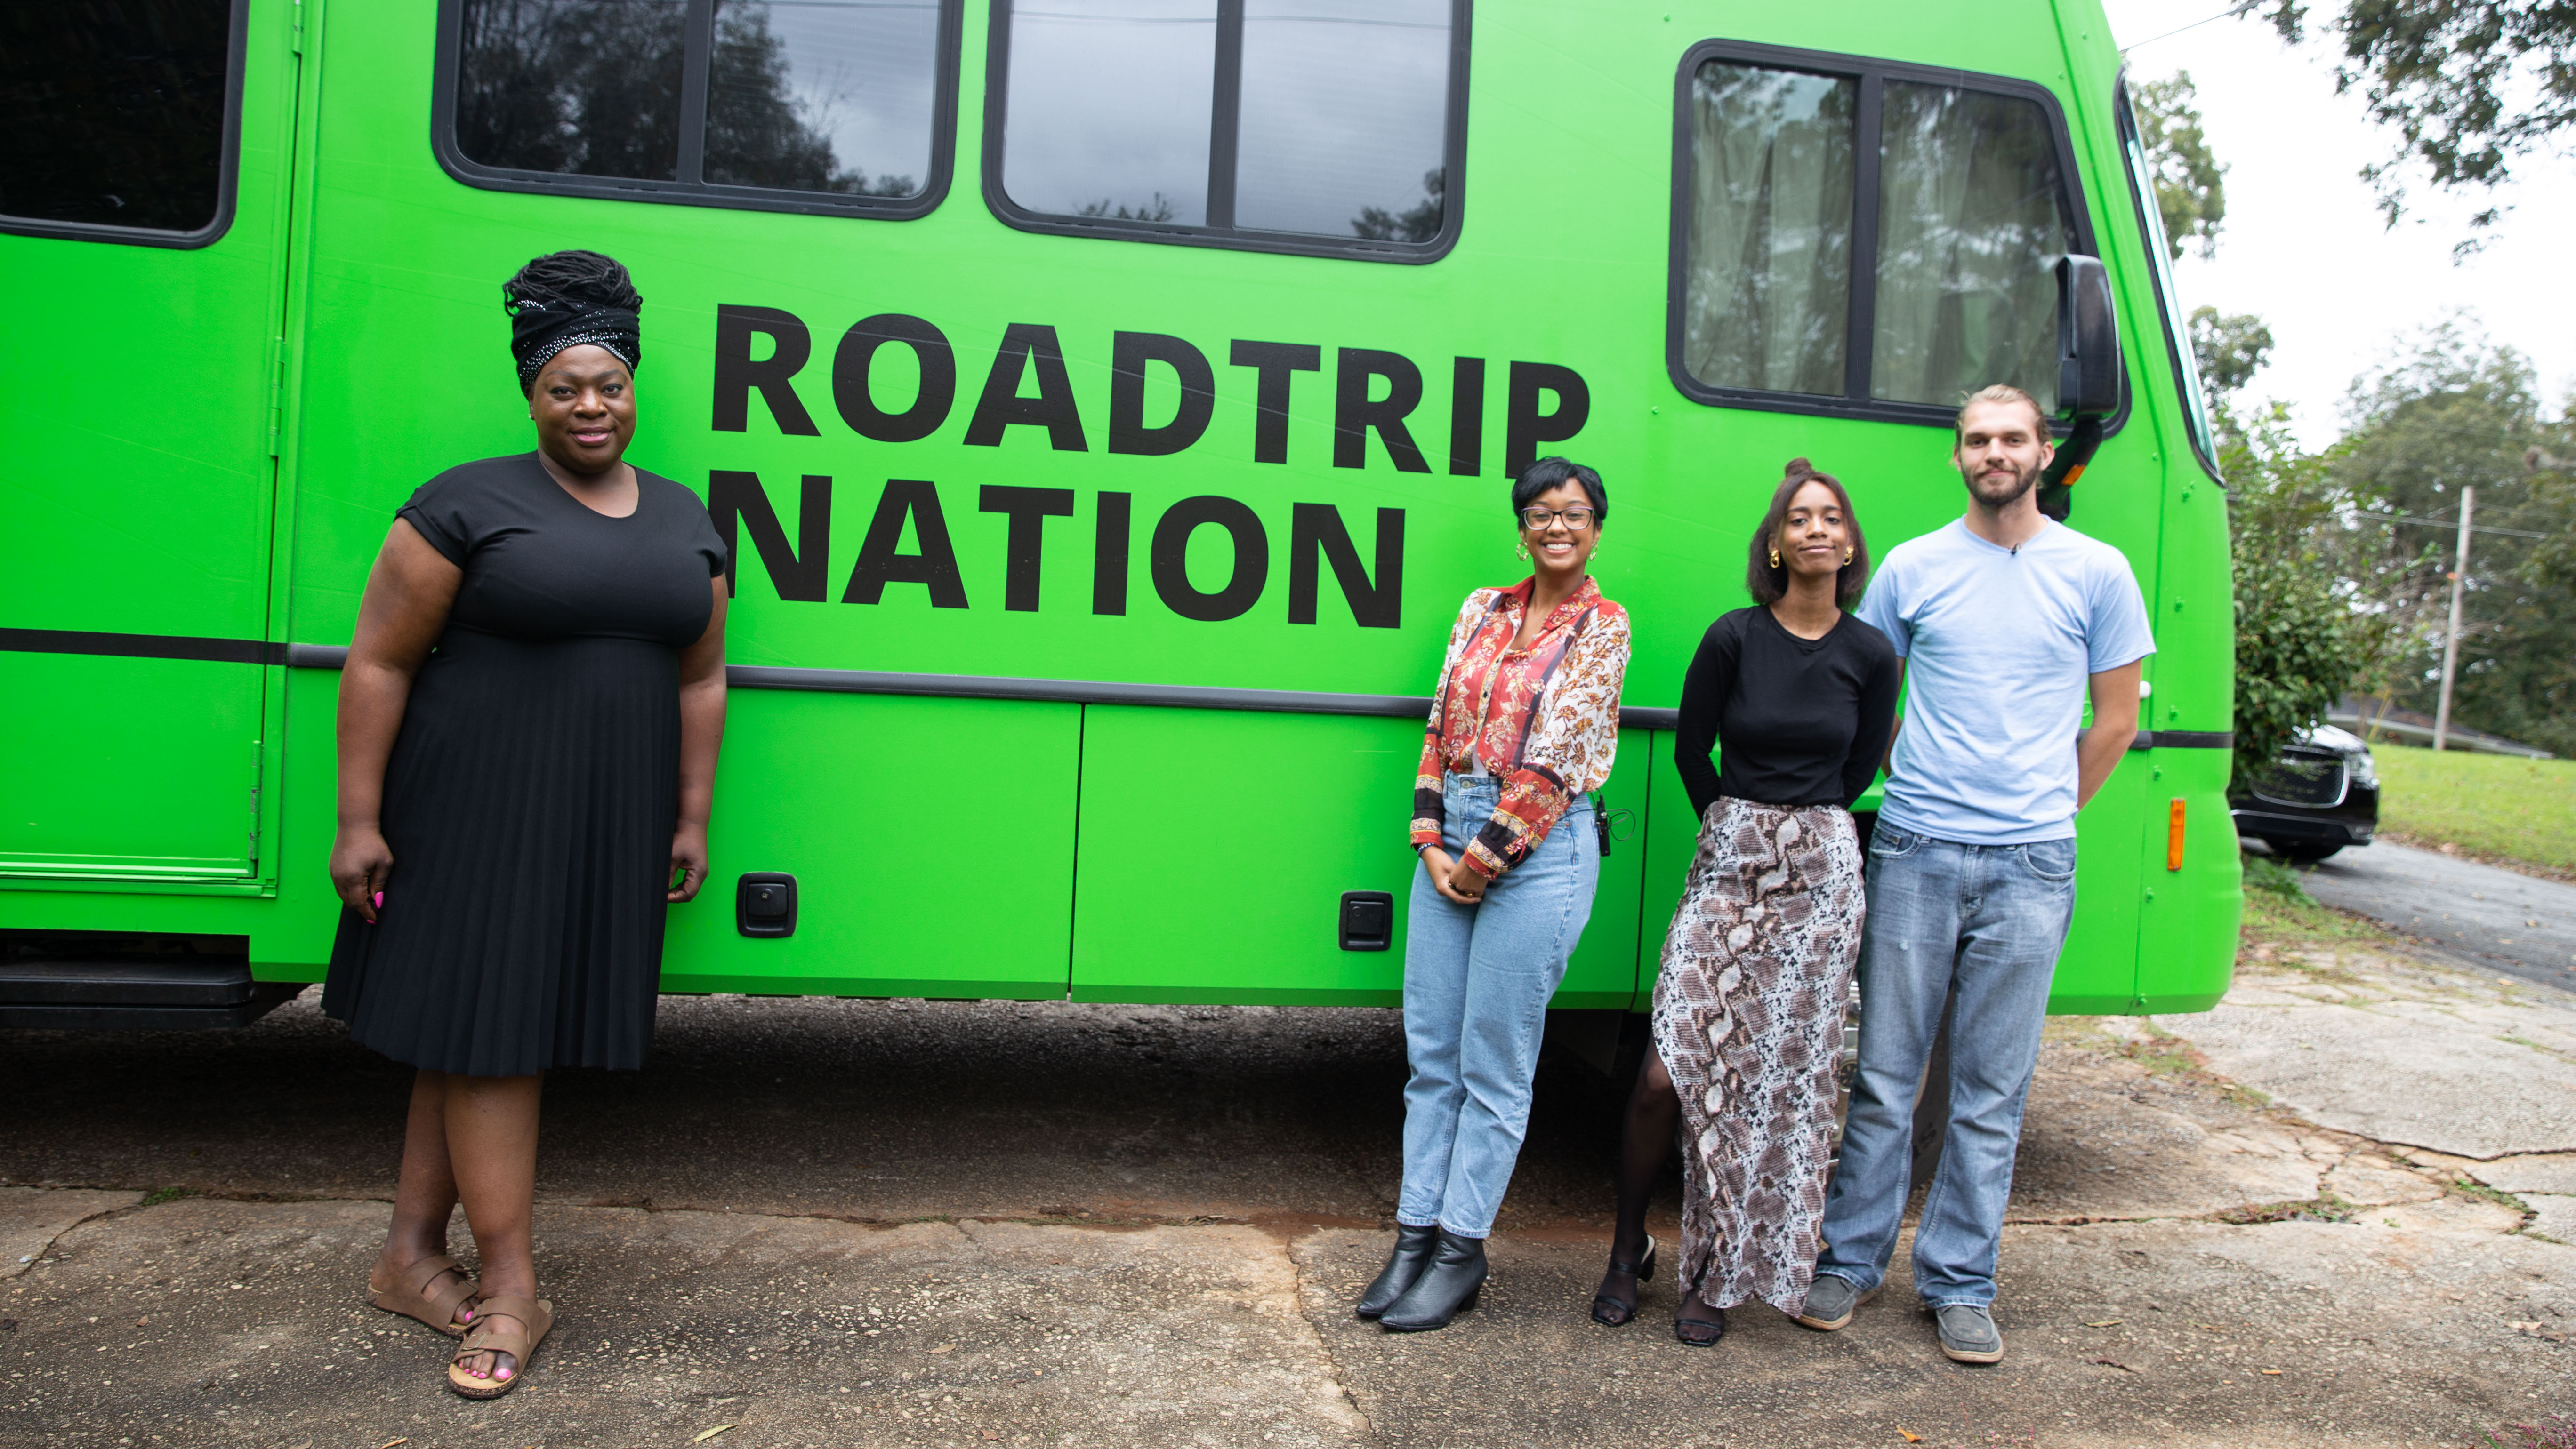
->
[2255,1,2576,237]
[2331,323,2576,751]
[2130,72,2229,260]
[2225,405,2378,785]
[1353,169,1444,243]
[2191,306,2276,402]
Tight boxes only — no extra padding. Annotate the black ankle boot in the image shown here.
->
[1378,1229,1488,1332]
[1355,1222,1439,1319]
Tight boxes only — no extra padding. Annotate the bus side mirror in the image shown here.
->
[2039,256,2122,520]
[2055,254,2122,417]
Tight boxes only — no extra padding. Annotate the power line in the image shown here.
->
[2119,3,2260,54]
[2373,514,2556,540]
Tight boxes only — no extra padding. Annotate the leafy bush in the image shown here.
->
[2225,406,2377,787]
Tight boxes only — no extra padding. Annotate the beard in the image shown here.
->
[1962,454,2043,508]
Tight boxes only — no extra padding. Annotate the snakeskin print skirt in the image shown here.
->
[1650,797,1865,1315]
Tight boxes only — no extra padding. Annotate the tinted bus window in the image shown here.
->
[1872,81,2074,410]
[1671,43,2096,426]
[1000,0,1217,224]
[1676,64,1857,398]
[1233,0,1449,240]
[456,0,689,181]
[441,0,957,216]
[0,0,241,242]
[706,0,943,196]
[988,0,1465,260]
[2115,77,2222,480]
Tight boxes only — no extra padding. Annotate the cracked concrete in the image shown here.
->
[0,938,2570,1447]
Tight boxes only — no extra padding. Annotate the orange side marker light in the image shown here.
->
[2166,799,2186,872]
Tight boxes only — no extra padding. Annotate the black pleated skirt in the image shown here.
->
[323,626,679,1076]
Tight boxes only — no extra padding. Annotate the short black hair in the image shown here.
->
[1511,456,1607,524]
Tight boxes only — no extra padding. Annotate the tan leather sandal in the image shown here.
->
[446,1293,552,1400]
[367,1254,479,1338]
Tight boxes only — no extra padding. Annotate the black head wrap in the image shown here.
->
[503,249,643,391]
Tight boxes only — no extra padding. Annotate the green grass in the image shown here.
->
[2371,745,2576,874]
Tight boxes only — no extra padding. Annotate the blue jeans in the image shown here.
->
[1815,823,2076,1307]
[1397,777,1599,1238]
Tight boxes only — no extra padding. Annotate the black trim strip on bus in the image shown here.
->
[3,632,2239,749]
[0,0,250,249]
[1662,38,2131,440]
[977,0,1473,264]
[0,628,285,666]
[427,0,965,223]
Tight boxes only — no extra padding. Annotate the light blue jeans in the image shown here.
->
[1397,776,1599,1239]
[1815,822,2077,1308]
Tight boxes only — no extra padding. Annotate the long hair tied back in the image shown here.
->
[503,249,643,392]
[1746,457,1869,607]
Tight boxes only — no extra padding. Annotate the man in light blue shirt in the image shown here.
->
[1794,385,2154,1365]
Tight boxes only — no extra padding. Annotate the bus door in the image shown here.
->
[0,0,298,887]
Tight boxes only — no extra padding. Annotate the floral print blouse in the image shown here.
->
[1412,576,1633,877]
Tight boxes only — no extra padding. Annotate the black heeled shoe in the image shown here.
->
[1674,1302,1728,1347]
[1355,1222,1439,1320]
[1589,1234,1658,1327]
[1379,1229,1488,1333]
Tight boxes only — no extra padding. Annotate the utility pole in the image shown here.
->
[2433,485,2475,752]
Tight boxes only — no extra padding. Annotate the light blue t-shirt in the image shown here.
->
[1856,518,2156,845]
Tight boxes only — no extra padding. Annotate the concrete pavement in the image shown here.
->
[1,944,2571,1448]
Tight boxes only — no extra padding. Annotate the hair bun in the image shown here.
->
[1782,457,1816,481]
[502,249,642,318]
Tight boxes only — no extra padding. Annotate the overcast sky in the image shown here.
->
[2098,0,2576,444]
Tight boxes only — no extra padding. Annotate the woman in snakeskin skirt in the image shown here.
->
[1588,459,1900,1345]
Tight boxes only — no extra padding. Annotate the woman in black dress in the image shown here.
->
[1586,459,1899,1345]
[324,251,728,1398]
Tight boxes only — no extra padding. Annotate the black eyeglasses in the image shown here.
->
[1519,506,1596,530]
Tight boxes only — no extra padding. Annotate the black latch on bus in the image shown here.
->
[1339,892,1394,952]
[737,873,798,938]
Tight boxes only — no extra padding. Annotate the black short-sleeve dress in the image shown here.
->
[322,453,727,1076]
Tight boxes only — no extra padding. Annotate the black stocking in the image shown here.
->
[1594,1050,1679,1321]
[1612,1051,1678,1265]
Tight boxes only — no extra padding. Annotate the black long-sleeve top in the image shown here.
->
[1674,606,1903,821]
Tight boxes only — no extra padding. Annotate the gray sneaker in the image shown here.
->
[1793,1274,1874,1330]
[1933,1302,2004,1363]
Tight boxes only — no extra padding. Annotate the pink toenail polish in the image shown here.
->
[497,1368,512,1380]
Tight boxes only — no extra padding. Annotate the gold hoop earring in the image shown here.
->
[1768,547,1780,569]
[1516,540,1531,561]
[1843,547,1853,565]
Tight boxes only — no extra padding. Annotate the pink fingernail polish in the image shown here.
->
[373,891,384,909]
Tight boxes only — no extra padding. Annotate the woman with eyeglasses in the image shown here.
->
[1355,456,1632,1333]
[1586,458,1898,1346]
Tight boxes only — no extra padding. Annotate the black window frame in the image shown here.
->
[2112,68,2223,484]
[0,0,249,250]
[429,0,965,221]
[1665,38,2128,437]
[980,0,1472,264]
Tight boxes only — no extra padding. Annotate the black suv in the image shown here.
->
[2229,724,2380,862]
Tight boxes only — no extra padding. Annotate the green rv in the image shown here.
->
[0,0,2238,1027]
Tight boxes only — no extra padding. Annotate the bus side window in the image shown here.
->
[0,0,245,246]
[439,0,958,216]
[1669,43,2104,429]
[2114,76,2223,482]
[988,0,1467,261]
